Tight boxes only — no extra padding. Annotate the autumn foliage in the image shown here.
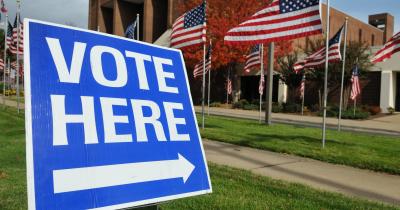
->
[177,0,294,71]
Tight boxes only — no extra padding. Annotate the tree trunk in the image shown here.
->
[343,85,351,110]
[286,86,298,104]
[318,89,322,109]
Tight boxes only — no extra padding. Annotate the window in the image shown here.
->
[358,29,363,43]
[371,34,375,46]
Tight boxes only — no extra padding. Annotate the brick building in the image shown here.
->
[88,0,399,112]
[88,0,180,43]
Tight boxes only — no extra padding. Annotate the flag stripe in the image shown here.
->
[294,27,344,72]
[237,9,320,28]
[227,79,232,95]
[372,37,400,63]
[226,27,322,45]
[193,44,212,79]
[224,0,322,45]
[259,75,265,95]
[171,3,206,49]
[171,26,204,39]
[244,45,261,72]
[350,66,360,100]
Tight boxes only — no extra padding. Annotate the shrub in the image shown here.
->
[317,109,337,117]
[250,99,260,105]
[210,102,221,107]
[368,106,382,115]
[243,104,259,110]
[387,107,395,115]
[341,109,370,120]
[310,104,320,112]
[233,99,249,109]
[282,103,301,113]
[272,103,283,113]
[303,106,310,114]
[328,105,340,113]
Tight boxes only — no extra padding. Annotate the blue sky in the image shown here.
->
[1,0,399,33]
[331,0,400,32]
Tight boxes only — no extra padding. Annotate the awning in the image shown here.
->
[153,29,172,48]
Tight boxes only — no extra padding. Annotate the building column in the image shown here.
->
[380,71,395,113]
[113,0,125,36]
[143,0,154,43]
[278,79,287,104]
[233,74,241,103]
[97,1,106,32]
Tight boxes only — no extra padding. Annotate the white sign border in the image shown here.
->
[24,18,212,210]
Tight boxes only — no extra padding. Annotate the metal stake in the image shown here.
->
[265,42,274,125]
[338,17,348,131]
[322,0,331,148]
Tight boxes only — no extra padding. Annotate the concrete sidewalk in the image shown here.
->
[0,97,24,109]
[196,106,400,136]
[204,140,400,206]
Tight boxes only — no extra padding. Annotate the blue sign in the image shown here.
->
[24,19,212,210]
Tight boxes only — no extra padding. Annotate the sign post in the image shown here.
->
[24,19,211,210]
[265,42,274,125]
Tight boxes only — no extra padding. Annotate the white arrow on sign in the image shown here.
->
[53,153,195,194]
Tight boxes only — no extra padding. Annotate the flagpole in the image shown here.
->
[322,0,331,148]
[265,42,274,125]
[226,67,230,104]
[259,44,264,123]
[201,42,206,129]
[354,98,356,117]
[16,0,21,113]
[201,1,207,129]
[2,13,7,106]
[7,58,12,93]
[207,40,211,116]
[301,74,306,116]
[338,17,348,131]
[7,58,10,92]
[136,13,140,41]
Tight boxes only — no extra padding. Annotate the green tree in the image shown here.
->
[291,40,373,109]
[276,50,302,103]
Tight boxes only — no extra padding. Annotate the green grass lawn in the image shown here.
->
[162,164,398,210]
[0,106,26,210]
[4,95,25,104]
[199,115,400,175]
[0,106,398,209]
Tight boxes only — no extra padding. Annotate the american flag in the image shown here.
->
[224,0,322,45]
[0,58,4,70]
[227,78,232,95]
[125,18,138,39]
[170,2,206,49]
[10,61,23,77]
[350,65,360,101]
[1,0,7,13]
[6,21,16,53]
[371,31,400,63]
[300,74,305,99]
[244,45,261,73]
[294,26,344,72]
[259,74,265,95]
[11,14,23,55]
[193,44,212,78]
[11,61,17,69]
